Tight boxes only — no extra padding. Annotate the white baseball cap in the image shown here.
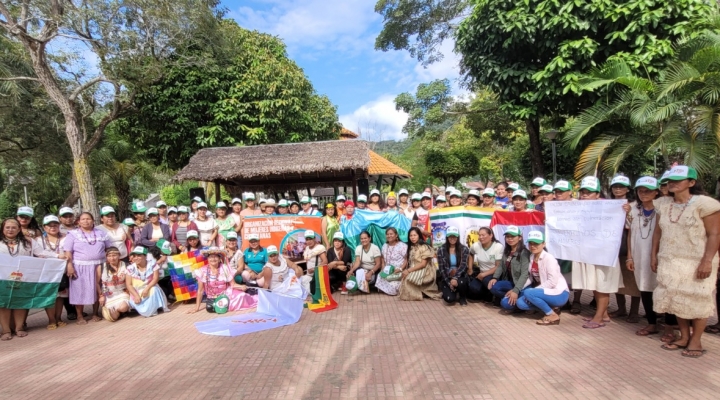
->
[422,192,433,199]
[304,230,316,239]
[216,201,227,209]
[370,189,380,196]
[398,189,409,196]
[156,201,167,207]
[507,183,520,191]
[246,233,260,241]
[311,198,318,206]
[333,232,345,241]
[528,231,545,244]
[168,207,178,213]
[146,207,159,215]
[300,196,311,204]
[42,215,60,225]
[436,195,447,202]
[482,188,495,197]
[336,195,346,201]
[226,231,238,240]
[445,186,455,193]
[446,226,460,237]
[267,245,279,255]
[177,205,189,213]
[231,197,242,205]
[197,202,208,209]
[357,194,367,202]
[59,207,74,216]
[468,189,481,198]
[100,206,115,216]
[610,175,631,187]
[187,230,199,238]
[512,189,528,199]
[243,192,256,200]
[17,206,34,217]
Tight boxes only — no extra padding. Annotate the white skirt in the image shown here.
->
[572,260,624,294]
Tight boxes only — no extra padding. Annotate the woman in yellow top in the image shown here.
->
[322,203,340,247]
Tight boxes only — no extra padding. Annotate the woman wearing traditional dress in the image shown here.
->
[0,218,47,340]
[96,247,130,322]
[171,206,198,252]
[125,246,169,317]
[651,166,720,358]
[97,206,131,262]
[64,212,113,325]
[367,189,383,211]
[571,177,623,329]
[187,247,257,313]
[375,228,408,296]
[214,201,236,248]
[194,202,218,248]
[399,227,440,301]
[609,175,641,323]
[326,232,352,293]
[16,206,42,240]
[38,216,69,330]
[346,231,381,293]
[261,245,304,290]
[322,203,340,248]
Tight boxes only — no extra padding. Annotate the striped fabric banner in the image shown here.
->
[0,255,66,309]
[306,265,337,313]
[429,206,496,249]
[490,211,546,246]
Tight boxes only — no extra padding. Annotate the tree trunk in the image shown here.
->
[74,154,100,221]
[115,182,131,221]
[525,118,545,178]
[63,166,80,207]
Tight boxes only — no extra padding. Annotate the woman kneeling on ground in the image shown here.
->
[516,231,569,325]
[326,232,352,293]
[437,226,471,306]
[487,226,531,313]
[399,227,440,301]
[188,247,257,313]
[97,247,130,322]
[346,231,381,293]
[125,246,169,317]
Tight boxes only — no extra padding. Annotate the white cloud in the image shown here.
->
[339,95,409,141]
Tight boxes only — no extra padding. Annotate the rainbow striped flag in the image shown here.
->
[305,265,337,313]
[167,250,207,301]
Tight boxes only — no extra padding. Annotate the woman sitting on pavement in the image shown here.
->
[125,246,169,317]
[468,227,504,301]
[237,233,268,286]
[515,231,569,325]
[302,230,328,294]
[346,231,382,293]
[487,226,531,312]
[375,228,408,296]
[261,245,304,290]
[399,227,440,301]
[437,226,471,306]
[188,247,257,313]
[325,232,352,293]
[97,247,130,322]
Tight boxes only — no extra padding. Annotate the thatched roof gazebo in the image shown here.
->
[174,140,411,201]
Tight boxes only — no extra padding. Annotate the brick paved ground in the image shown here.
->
[2,292,719,400]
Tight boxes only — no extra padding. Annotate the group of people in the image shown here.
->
[1,166,719,359]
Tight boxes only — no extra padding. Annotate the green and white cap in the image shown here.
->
[379,264,395,279]
[580,176,601,192]
[130,246,148,255]
[100,206,115,216]
[146,207,159,215]
[59,207,74,216]
[446,226,460,237]
[333,231,344,241]
[635,176,658,190]
[398,189,409,196]
[259,198,267,205]
[659,170,671,184]
[445,186,456,193]
[357,194,367,203]
[17,206,34,217]
[482,188,495,197]
[345,276,359,292]
[512,189,528,199]
[610,175,631,187]
[370,189,380,196]
[411,193,422,201]
[304,230,316,239]
[196,202,208,209]
[156,201,167,208]
[422,191,433,199]
[123,218,135,226]
[539,184,554,193]
[508,183,520,191]
[504,225,521,236]
[43,215,60,225]
[191,196,202,203]
[177,205,189,213]
[216,201,227,209]
[243,192,256,200]
[267,245,279,255]
[187,230,199,238]
[226,231,238,240]
[300,196,311,204]
[156,238,172,255]
[667,165,698,181]
[553,180,572,192]
[527,230,545,244]
[449,189,462,198]
[231,197,242,205]
[435,195,447,203]
[246,233,259,241]
[531,177,547,187]
[278,199,289,207]
[311,198,318,206]
[467,189,481,199]
[168,207,177,214]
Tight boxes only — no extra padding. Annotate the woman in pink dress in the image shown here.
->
[187,247,257,313]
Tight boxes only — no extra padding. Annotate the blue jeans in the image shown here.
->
[489,280,521,310]
[516,288,569,315]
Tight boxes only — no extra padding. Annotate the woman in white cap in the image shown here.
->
[302,230,327,294]
[399,227,440,301]
[167,207,178,225]
[572,176,623,329]
[188,247,257,313]
[185,230,202,252]
[375,227,408,296]
[437,226,471,306]
[434,195,447,209]
[529,177,547,208]
[534,185,555,212]
[367,189,383,211]
[466,190,481,206]
[131,202,147,242]
[480,188,496,208]
[96,246,130,322]
[414,193,433,239]
[261,245,304,290]
[288,200,300,215]
[125,246,169,317]
[171,206,198,252]
[508,190,533,212]
[138,208,172,249]
[335,195,347,220]
[322,203,340,248]
[230,198,243,230]
[298,196,321,216]
[609,175,641,323]
[223,231,242,270]
[311,198,320,214]
[355,194,368,210]
[58,207,76,235]
[214,201,236,248]
[326,232,352,293]
[448,190,463,207]
[189,197,202,221]
[15,206,42,240]
[405,193,421,220]
[487,226,531,312]
[97,206,131,262]
[276,199,290,215]
[397,189,411,214]
[193,202,218,248]
[651,166,720,357]
[384,192,401,212]
[240,193,261,217]
[237,233,268,286]
[346,231,381,293]
[516,231,569,325]
[468,227,503,302]
[156,201,169,225]
[37,215,70,329]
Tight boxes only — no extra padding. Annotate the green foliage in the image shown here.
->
[127,20,341,169]
[0,190,15,220]
[160,182,198,206]
[395,79,454,138]
[424,147,479,186]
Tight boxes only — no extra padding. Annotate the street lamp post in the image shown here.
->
[545,129,559,182]
[18,177,31,206]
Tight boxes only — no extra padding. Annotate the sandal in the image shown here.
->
[536,317,560,326]
[56,321,67,328]
[570,303,581,314]
[0,332,11,341]
[660,342,687,351]
[635,327,659,336]
[681,349,707,358]
[660,333,677,343]
[47,324,58,331]
[15,330,28,338]
[582,317,611,323]
[582,321,605,329]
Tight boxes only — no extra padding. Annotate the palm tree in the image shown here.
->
[564,22,720,179]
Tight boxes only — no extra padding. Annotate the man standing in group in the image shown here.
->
[58,207,76,235]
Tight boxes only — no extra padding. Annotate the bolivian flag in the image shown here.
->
[305,265,337,313]
[0,254,66,309]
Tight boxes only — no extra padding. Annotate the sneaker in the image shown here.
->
[459,298,468,307]
[341,286,348,295]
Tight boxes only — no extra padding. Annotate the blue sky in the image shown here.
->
[224,0,462,140]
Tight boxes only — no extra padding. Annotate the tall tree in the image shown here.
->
[0,0,221,218]
[126,20,341,169]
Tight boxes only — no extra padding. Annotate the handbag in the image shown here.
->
[385,272,402,282]
[406,268,426,285]
[213,293,229,314]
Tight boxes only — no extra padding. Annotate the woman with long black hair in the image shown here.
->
[399,227,440,301]
[437,226,471,306]
[610,175,641,323]
[468,227,504,301]
[487,226,531,313]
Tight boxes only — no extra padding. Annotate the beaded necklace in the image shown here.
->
[669,196,693,224]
